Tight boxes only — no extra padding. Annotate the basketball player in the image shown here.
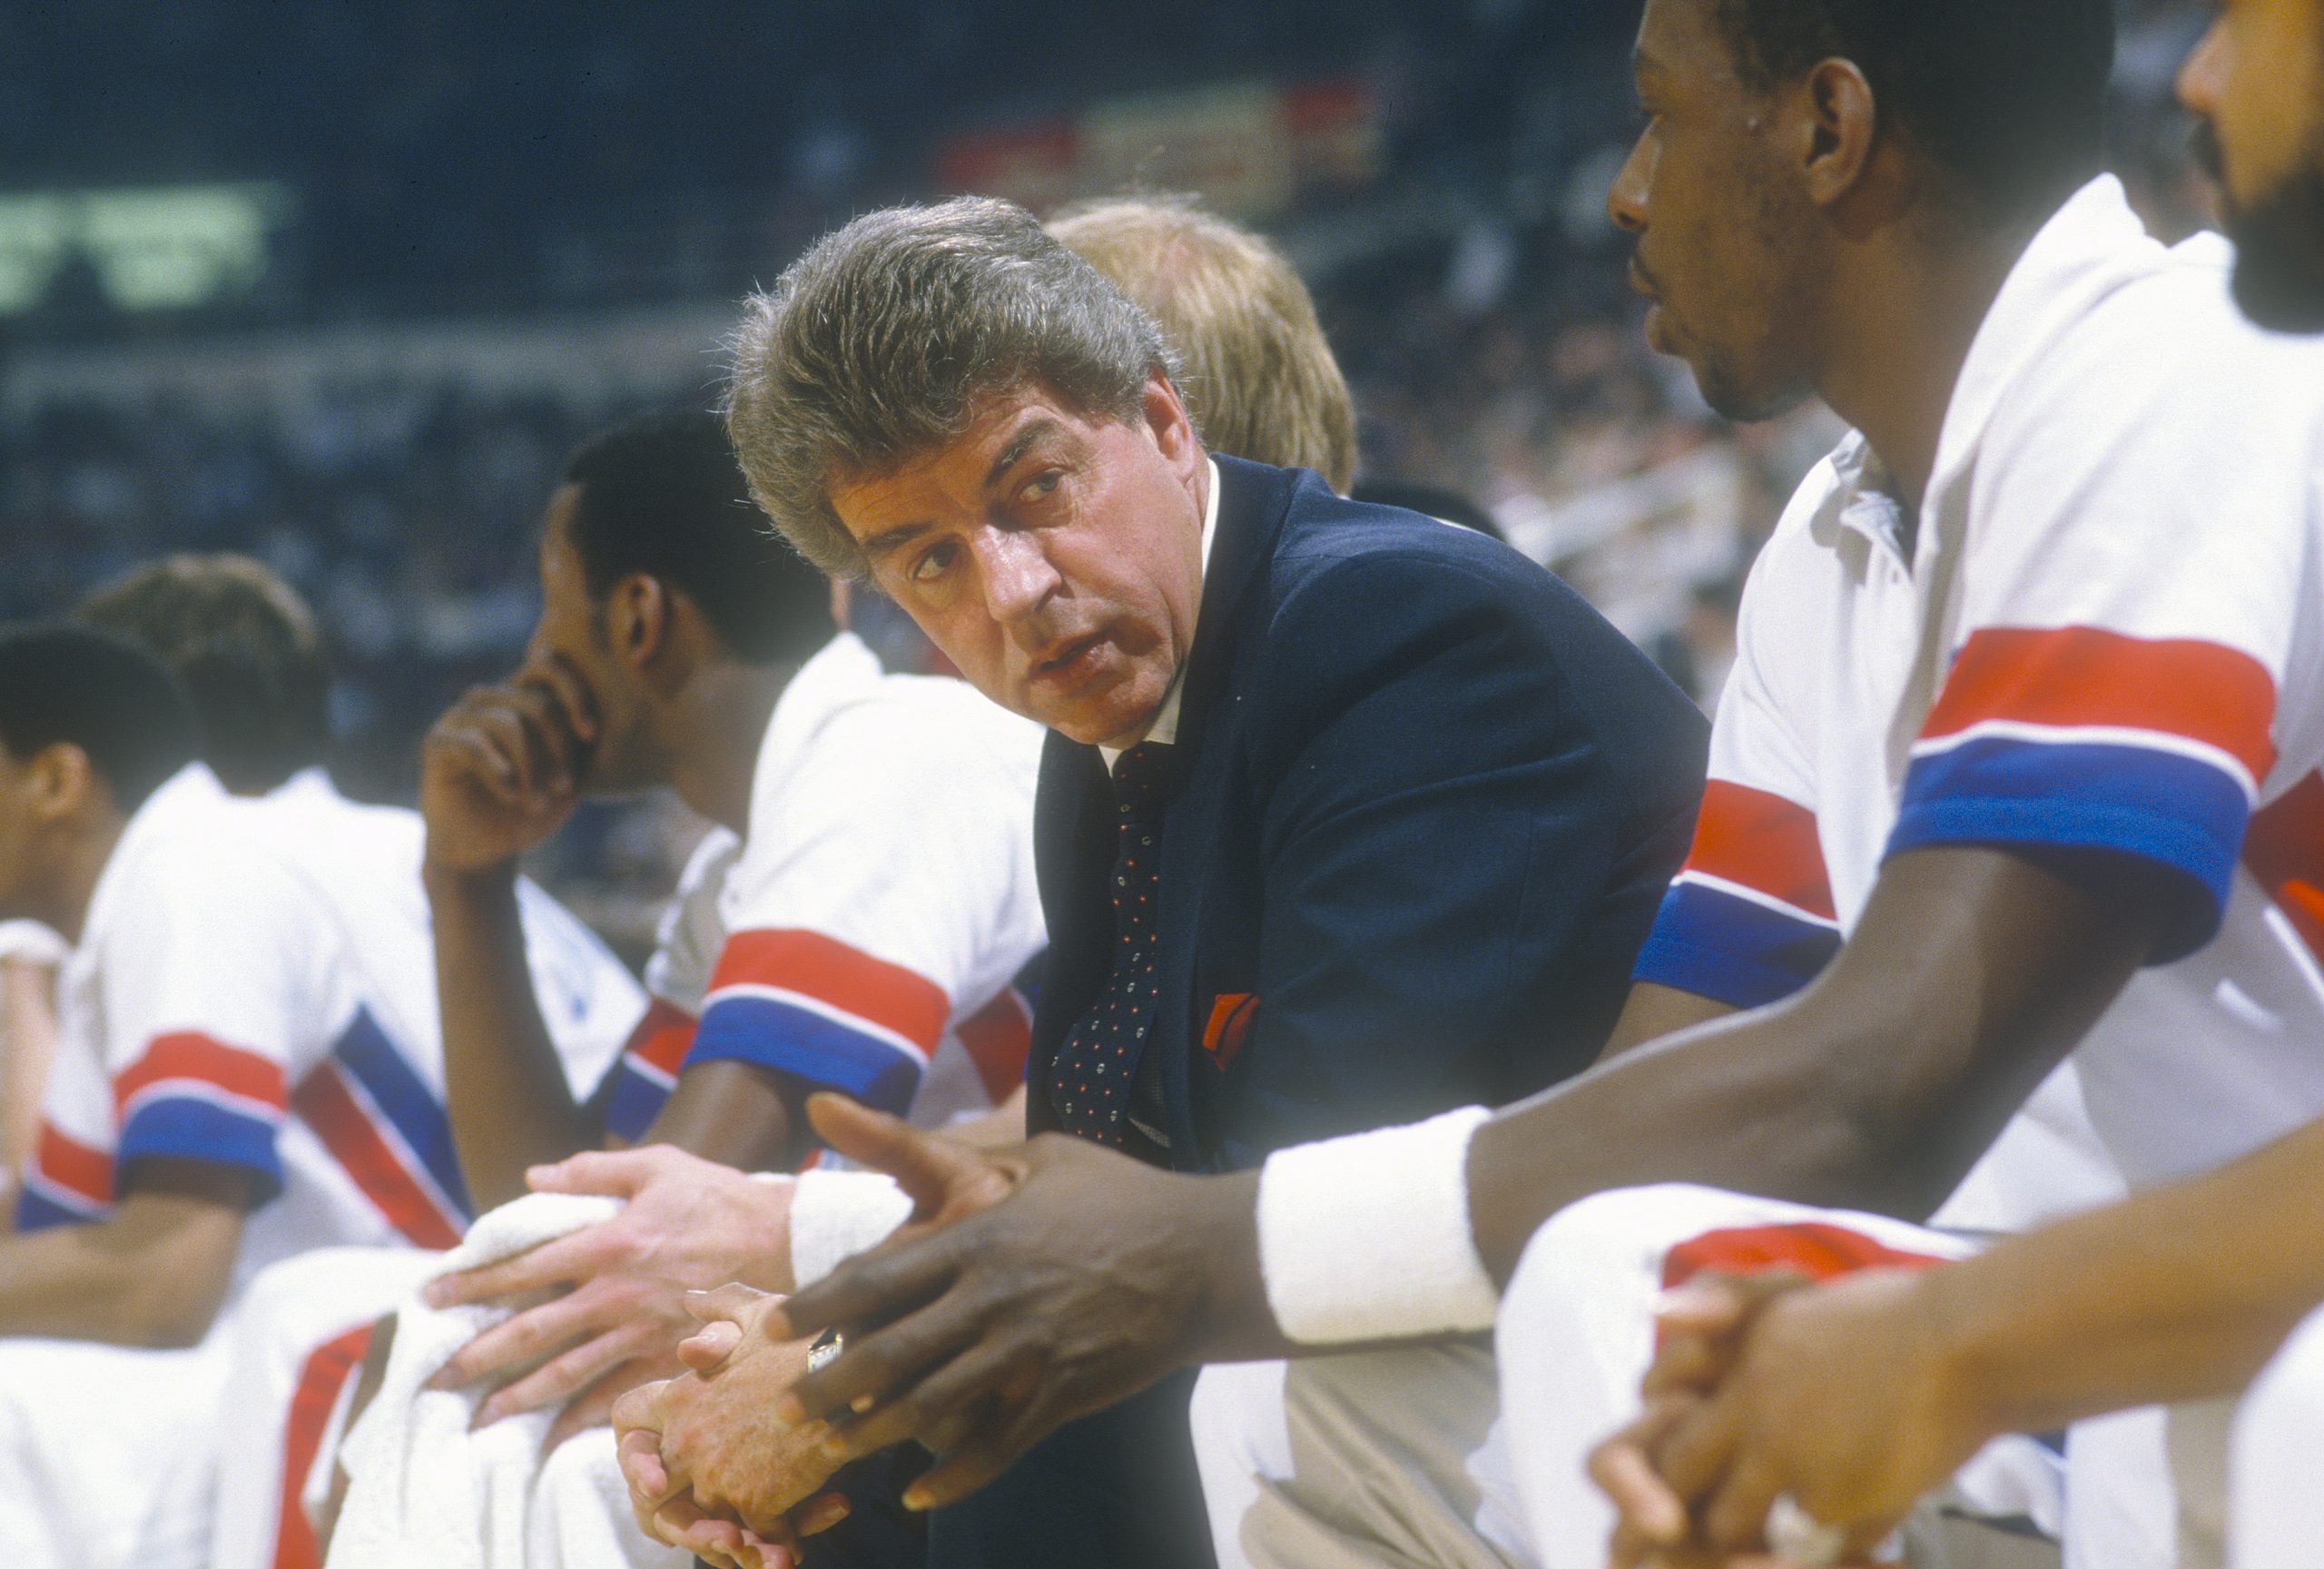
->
[0,621,633,1569]
[71,554,646,1569]
[291,408,1043,1569]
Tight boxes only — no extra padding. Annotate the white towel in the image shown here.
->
[327,1193,686,1569]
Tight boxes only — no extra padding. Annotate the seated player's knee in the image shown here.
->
[1190,1360,1295,1491]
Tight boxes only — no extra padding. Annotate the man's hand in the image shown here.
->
[419,656,596,878]
[613,1286,852,1567]
[421,1146,797,1444]
[768,1095,1265,1510]
[1591,1268,1984,1564]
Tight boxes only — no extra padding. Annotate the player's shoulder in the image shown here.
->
[92,766,318,942]
[801,659,1043,797]
[2008,232,2324,443]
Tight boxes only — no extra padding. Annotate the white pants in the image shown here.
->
[207,1246,440,1569]
[0,1334,230,1569]
[2230,1303,2324,1569]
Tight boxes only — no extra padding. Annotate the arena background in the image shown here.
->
[1,0,2217,965]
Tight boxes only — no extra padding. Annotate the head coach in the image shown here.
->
[688,196,1709,1569]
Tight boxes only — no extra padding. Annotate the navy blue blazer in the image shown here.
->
[1025,456,1709,1172]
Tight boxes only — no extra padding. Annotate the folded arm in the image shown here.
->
[0,1158,251,1346]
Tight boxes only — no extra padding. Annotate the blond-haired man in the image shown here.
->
[1049,196,1358,494]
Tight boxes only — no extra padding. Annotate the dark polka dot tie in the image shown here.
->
[1051,741,1177,1150]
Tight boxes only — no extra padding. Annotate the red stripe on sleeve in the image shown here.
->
[113,1031,288,1119]
[34,1121,114,1206]
[623,998,699,1077]
[290,1068,464,1249]
[708,929,950,1052]
[955,989,1033,1104]
[1922,627,2278,780]
[1662,1222,1946,1293]
[1682,781,1838,923]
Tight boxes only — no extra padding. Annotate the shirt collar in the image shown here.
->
[1102,458,1220,773]
[1803,176,2159,566]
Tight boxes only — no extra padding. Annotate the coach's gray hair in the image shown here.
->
[726,196,1182,578]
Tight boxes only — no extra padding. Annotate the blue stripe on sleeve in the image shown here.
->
[687,995,923,1116]
[13,1187,92,1232]
[1887,737,2250,962]
[604,1062,675,1143]
[1631,882,1842,1010]
[117,1098,284,1202]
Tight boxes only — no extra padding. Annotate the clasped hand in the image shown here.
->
[421,1144,796,1446]
[1587,1266,1987,1568]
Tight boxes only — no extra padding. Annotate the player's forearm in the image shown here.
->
[1925,1119,2324,1439]
[1470,847,2162,1283]
[2,959,58,1182]
[0,1191,241,1346]
[427,863,596,1208]
[643,1059,804,1173]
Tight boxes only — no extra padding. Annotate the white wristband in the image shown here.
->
[1256,1106,1500,1345]
[790,1168,915,1289]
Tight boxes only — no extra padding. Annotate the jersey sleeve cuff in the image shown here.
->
[686,1001,925,1116]
[1256,1107,1501,1345]
[1887,745,2249,962]
[1631,884,1840,1009]
[116,1098,283,1204]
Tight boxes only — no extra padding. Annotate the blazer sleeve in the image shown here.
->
[1231,548,1699,1155]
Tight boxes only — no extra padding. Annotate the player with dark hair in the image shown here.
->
[303,405,1042,1566]
[78,554,331,796]
[642,3,2324,1565]
[0,623,619,1569]
[1534,8,2324,1568]
[69,557,650,1569]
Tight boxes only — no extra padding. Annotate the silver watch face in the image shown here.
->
[807,1332,844,1375]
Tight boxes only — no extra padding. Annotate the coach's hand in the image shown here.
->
[419,655,596,876]
[422,1145,797,1445]
[613,1286,851,1568]
[1595,1266,1980,1564]
[768,1094,1265,1510]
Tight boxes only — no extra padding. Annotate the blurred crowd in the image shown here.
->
[0,0,2221,951]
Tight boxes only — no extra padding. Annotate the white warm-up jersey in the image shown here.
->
[603,631,1047,1142]
[15,766,640,1289]
[1631,177,2324,1213]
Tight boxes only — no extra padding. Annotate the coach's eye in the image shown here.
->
[1019,469,1062,506]
[911,542,959,584]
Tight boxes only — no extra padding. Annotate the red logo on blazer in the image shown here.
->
[1201,993,1258,1071]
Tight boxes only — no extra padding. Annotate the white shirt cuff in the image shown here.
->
[1256,1107,1502,1345]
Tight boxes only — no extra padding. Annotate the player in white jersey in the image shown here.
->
[654,5,2322,1566]
[68,554,645,1569]
[290,410,1039,1566]
[0,623,628,1569]
[1547,7,2324,1569]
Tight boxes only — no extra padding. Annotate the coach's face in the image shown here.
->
[2181,0,2324,331]
[831,375,1207,747]
[1609,0,1828,420]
